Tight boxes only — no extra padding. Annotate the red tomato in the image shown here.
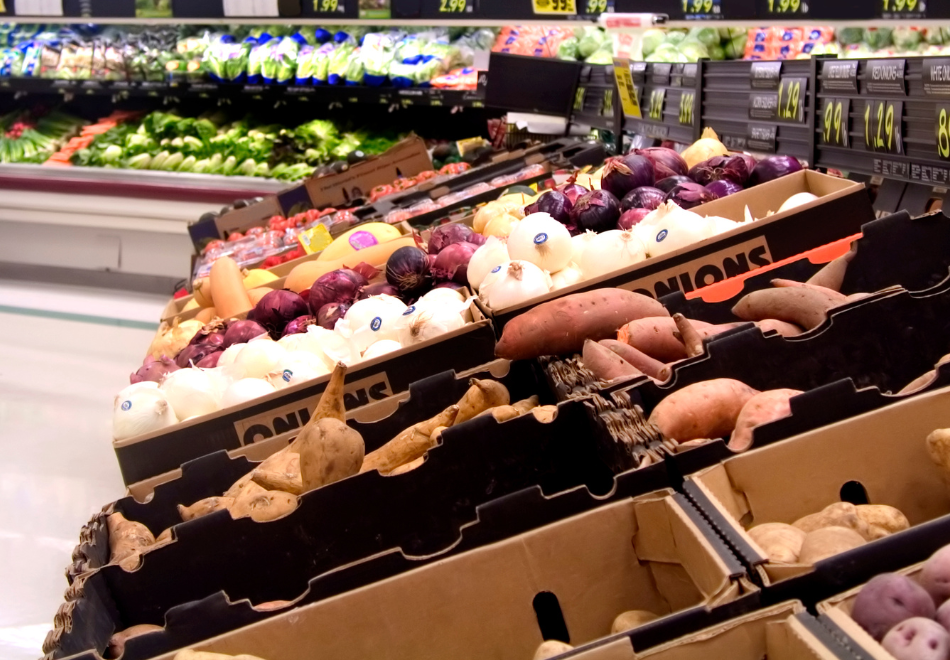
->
[261,256,282,269]
[246,226,265,237]
[267,215,285,229]
[226,232,244,242]
[202,239,224,255]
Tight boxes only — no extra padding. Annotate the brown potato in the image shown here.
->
[792,502,872,541]
[610,610,659,634]
[533,640,574,660]
[455,379,510,424]
[107,624,162,659]
[178,497,234,522]
[797,526,866,564]
[855,504,910,540]
[747,523,806,563]
[297,418,365,491]
[228,482,298,522]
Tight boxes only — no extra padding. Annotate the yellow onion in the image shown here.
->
[681,127,729,169]
[146,318,205,360]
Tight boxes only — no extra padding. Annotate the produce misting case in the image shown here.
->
[482,170,874,333]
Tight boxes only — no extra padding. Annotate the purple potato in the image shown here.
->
[852,574,936,641]
[921,546,950,606]
[882,618,950,660]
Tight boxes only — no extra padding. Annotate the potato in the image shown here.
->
[533,640,574,660]
[107,624,163,659]
[792,502,872,541]
[882,618,950,660]
[797,526,866,564]
[297,418,365,491]
[852,573,936,640]
[228,482,298,522]
[648,379,759,442]
[936,599,950,631]
[727,389,803,453]
[920,545,950,606]
[747,523,806,563]
[856,504,910,540]
[495,289,669,361]
[926,429,950,473]
[455,379,510,424]
[610,610,658,634]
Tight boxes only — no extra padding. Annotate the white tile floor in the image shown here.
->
[0,280,168,660]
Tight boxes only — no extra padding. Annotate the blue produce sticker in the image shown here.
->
[282,369,293,383]
[491,265,502,273]
[121,400,131,411]
[403,306,416,316]
[371,317,383,331]
[656,229,668,243]
[534,233,548,245]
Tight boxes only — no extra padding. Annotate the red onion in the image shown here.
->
[655,175,693,194]
[428,224,477,255]
[571,189,621,234]
[308,269,367,315]
[559,181,589,205]
[223,319,267,347]
[351,262,381,281]
[431,241,478,284]
[688,155,752,186]
[317,301,351,330]
[176,341,224,368]
[282,315,318,336]
[748,155,803,187]
[386,246,431,294]
[535,190,573,225]
[618,208,651,230]
[601,155,655,200]
[298,288,310,305]
[359,283,401,299]
[665,182,719,210]
[620,186,666,212]
[195,350,223,369]
[187,319,228,347]
[705,179,744,198]
[130,355,179,384]
[253,290,310,338]
[634,147,688,180]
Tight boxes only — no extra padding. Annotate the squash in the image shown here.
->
[192,278,214,307]
[286,235,416,293]
[209,257,253,320]
[242,268,279,289]
[316,223,403,262]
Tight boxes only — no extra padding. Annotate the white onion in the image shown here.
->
[637,202,713,258]
[467,236,510,291]
[551,262,584,290]
[707,215,740,236]
[268,352,329,390]
[363,339,402,360]
[485,260,552,310]
[507,212,573,273]
[278,326,335,368]
[580,230,647,279]
[478,260,509,301]
[338,294,408,353]
[217,342,245,367]
[221,378,276,409]
[422,286,473,322]
[117,381,160,399]
[571,230,597,265]
[233,337,287,380]
[160,368,221,420]
[778,192,819,213]
[113,386,178,440]
[397,306,466,345]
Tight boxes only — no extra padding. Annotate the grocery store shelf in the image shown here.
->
[0,76,486,111]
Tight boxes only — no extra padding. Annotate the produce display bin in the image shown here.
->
[126,492,749,660]
[482,170,874,334]
[686,386,950,606]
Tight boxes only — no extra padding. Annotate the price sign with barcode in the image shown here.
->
[533,0,575,14]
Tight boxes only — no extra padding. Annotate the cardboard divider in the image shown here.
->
[482,170,875,335]
[111,492,748,660]
[662,210,950,325]
[54,396,655,660]
[115,299,497,486]
[686,386,950,611]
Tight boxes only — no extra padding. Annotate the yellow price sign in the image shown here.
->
[864,99,903,155]
[584,0,607,13]
[612,59,641,119]
[882,0,921,11]
[298,224,333,255]
[439,0,467,11]
[937,106,950,160]
[316,0,340,11]
[767,0,803,11]
[679,91,695,126]
[533,0,576,14]
[648,89,665,121]
[821,98,849,147]
[682,0,716,13]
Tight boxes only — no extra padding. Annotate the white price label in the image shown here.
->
[14,0,63,15]
[223,0,279,16]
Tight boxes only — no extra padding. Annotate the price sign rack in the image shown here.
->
[571,64,622,136]
[814,57,950,215]
[621,61,703,145]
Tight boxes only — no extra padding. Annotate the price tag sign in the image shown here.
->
[315,0,345,11]
[777,77,806,123]
[681,0,721,17]
[865,99,904,155]
[679,91,695,126]
[438,0,470,12]
[612,59,641,119]
[821,98,850,147]
[532,0,575,14]
[601,88,614,117]
[298,225,333,255]
[881,0,925,17]
[761,0,807,14]
[573,86,585,113]
[582,0,608,13]
[937,106,950,161]
[647,88,665,121]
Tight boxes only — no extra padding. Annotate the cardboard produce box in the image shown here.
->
[51,400,675,660]
[139,491,750,660]
[482,170,874,333]
[564,601,849,660]
[686,386,950,601]
[115,297,496,485]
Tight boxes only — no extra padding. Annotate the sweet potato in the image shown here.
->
[747,523,805,563]
[793,502,872,540]
[297,418,365,490]
[672,314,704,357]
[495,289,668,360]
[901,370,938,395]
[250,449,302,494]
[107,513,154,564]
[533,641,574,660]
[228,482,298,522]
[727,388,803,453]
[770,278,849,302]
[178,496,234,522]
[173,651,268,660]
[224,472,253,499]
[611,610,659,634]
[732,287,845,330]
[926,428,950,473]
[107,624,162,659]
[599,339,665,379]
[361,406,459,474]
[532,406,558,423]
[617,317,729,362]
[582,339,642,381]
[797,526,866,564]
[755,319,803,337]
[806,249,855,292]
[387,456,426,476]
[455,379,510,424]
[648,379,759,442]
[856,504,910,540]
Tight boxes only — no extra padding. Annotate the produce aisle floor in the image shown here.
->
[0,279,167,660]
